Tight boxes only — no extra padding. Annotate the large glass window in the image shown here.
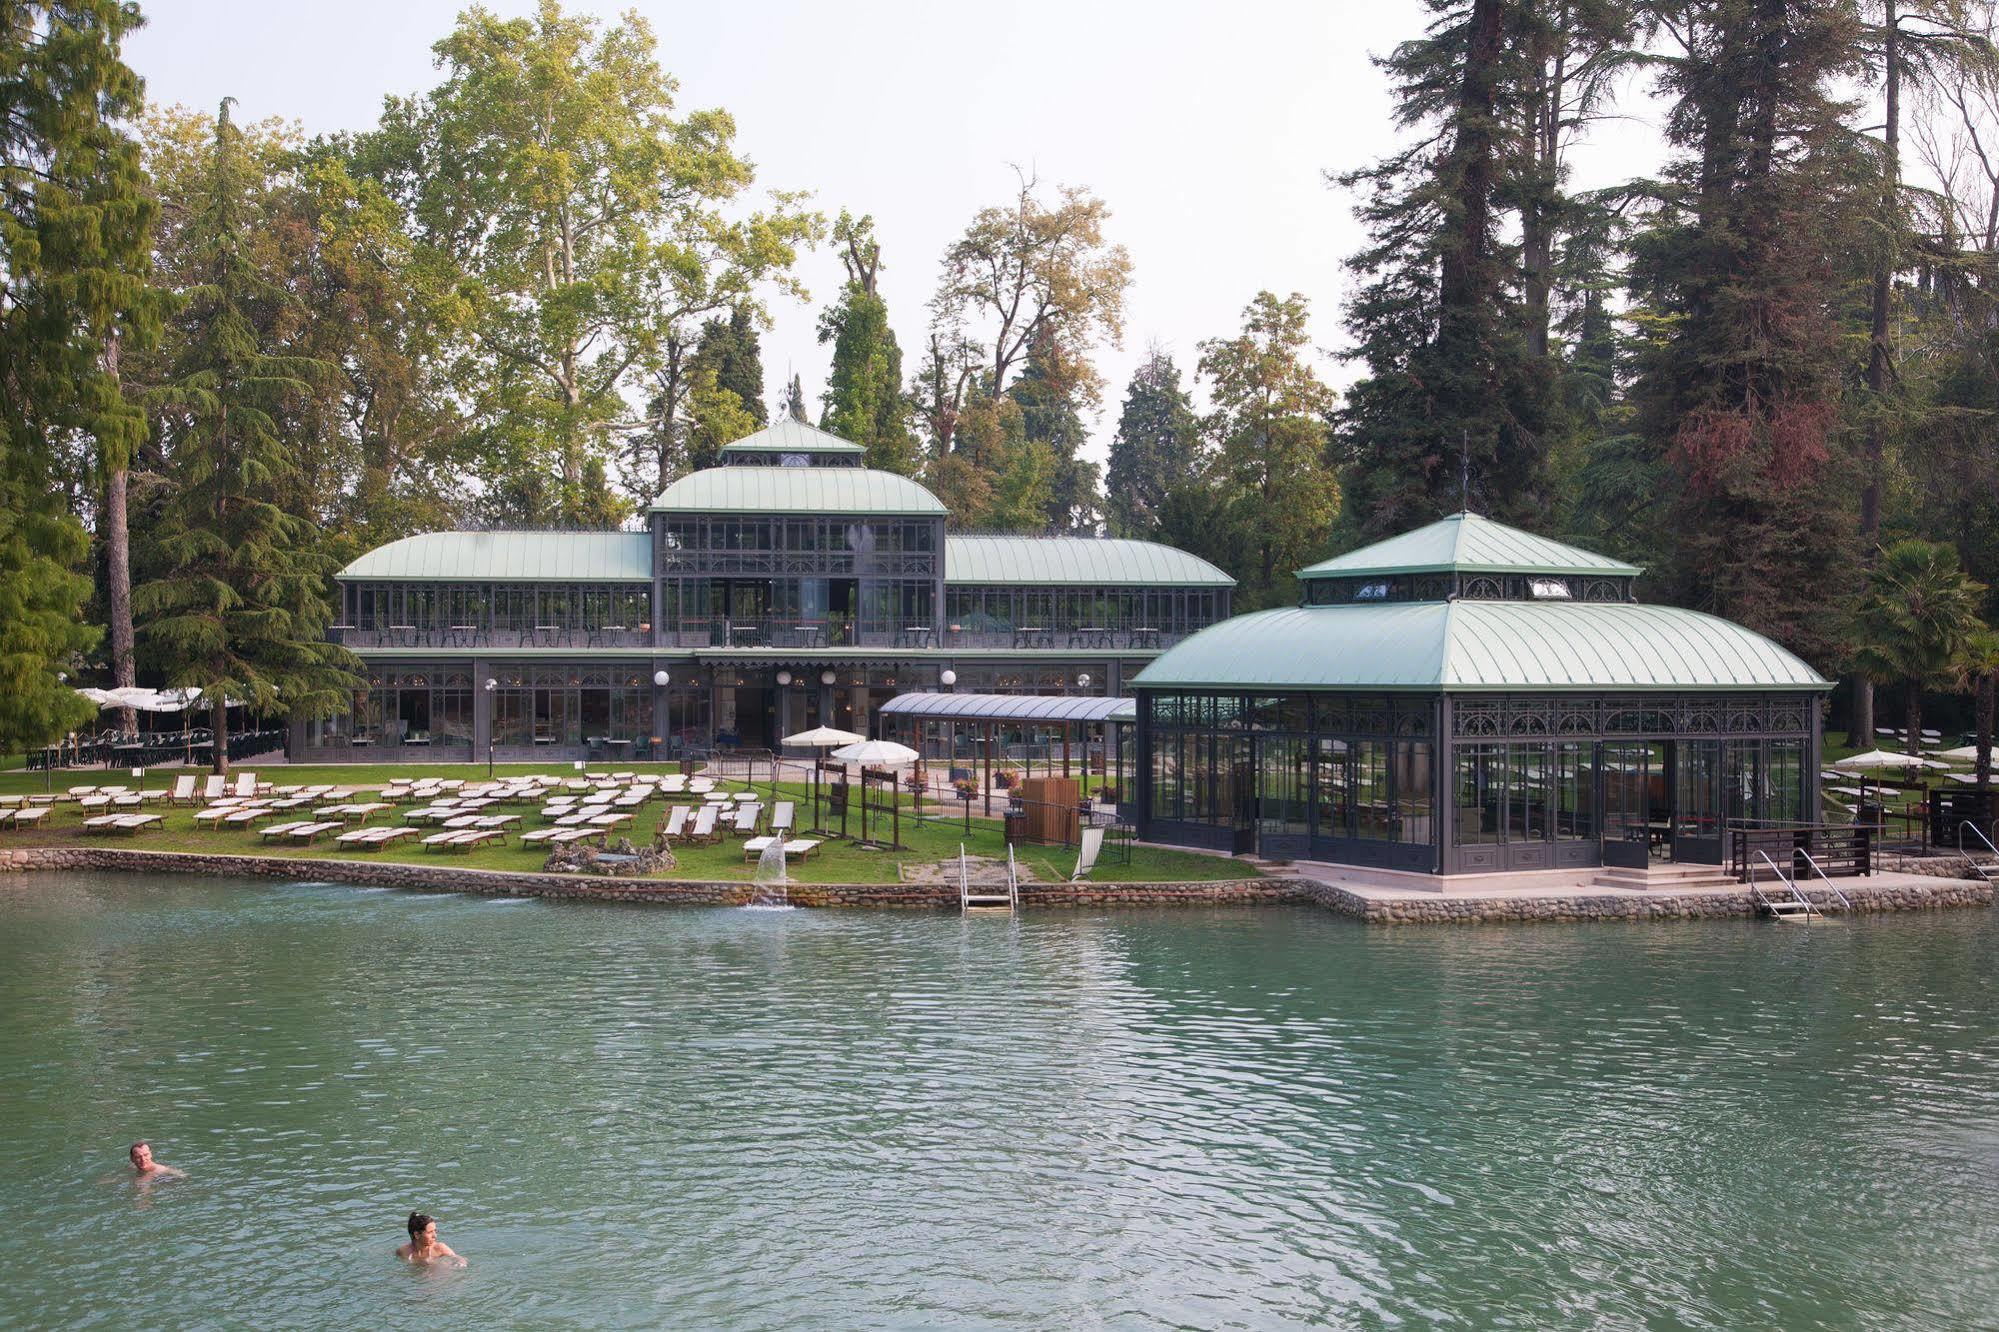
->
[1556,742,1596,839]
[1509,745,1548,841]
[1312,738,1350,839]
[1456,744,1504,844]
[1393,740,1433,844]
[1353,740,1391,841]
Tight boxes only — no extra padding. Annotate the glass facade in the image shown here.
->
[1140,690,1817,871]
[305,666,473,751]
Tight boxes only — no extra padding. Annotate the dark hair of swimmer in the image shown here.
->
[408,1211,433,1239]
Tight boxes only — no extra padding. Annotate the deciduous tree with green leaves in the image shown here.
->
[1199,292,1340,607]
[365,0,819,522]
[133,101,359,772]
[0,0,157,755]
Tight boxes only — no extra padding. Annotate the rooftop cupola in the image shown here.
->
[717,418,867,467]
[1296,512,1643,605]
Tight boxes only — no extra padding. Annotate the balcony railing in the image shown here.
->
[330,621,1204,654]
[663,619,1195,652]
[331,626,652,651]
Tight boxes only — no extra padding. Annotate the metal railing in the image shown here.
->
[1728,821,1871,882]
[1795,849,1854,912]
[1956,821,1999,882]
[1749,850,1823,919]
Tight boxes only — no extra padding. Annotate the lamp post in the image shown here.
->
[484,678,497,777]
[652,670,669,768]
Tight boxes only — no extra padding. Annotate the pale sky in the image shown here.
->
[124,0,1670,472]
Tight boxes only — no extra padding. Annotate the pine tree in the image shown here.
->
[1336,0,1632,537]
[0,1,157,754]
[134,101,359,771]
[1104,350,1199,539]
[780,372,807,422]
[818,212,919,474]
[1623,0,1873,664]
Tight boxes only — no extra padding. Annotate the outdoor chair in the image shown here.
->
[233,772,257,799]
[202,776,228,801]
[771,802,794,833]
[688,807,720,844]
[1070,826,1104,882]
[660,805,692,841]
[731,805,760,836]
[170,776,198,805]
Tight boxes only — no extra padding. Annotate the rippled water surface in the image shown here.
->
[3,875,1997,1329]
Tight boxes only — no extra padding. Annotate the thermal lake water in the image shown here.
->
[2,873,1996,1328]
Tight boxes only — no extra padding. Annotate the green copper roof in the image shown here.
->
[1298,512,1642,580]
[650,466,945,515]
[340,532,652,582]
[944,536,1234,587]
[1132,601,1828,693]
[718,419,865,455]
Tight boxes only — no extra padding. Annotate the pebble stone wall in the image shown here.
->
[0,847,1989,924]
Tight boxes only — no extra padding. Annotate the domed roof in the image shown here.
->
[1132,601,1827,693]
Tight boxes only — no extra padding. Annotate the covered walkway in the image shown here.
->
[878,692,1135,811]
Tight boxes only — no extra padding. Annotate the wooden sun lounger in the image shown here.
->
[587,812,632,830]
[0,810,14,829]
[286,822,343,845]
[659,806,692,841]
[730,805,761,836]
[770,802,795,833]
[11,808,48,830]
[687,807,720,844]
[335,826,415,851]
[202,776,228,801]
[107,813,164,836]
[549,827,606,847]
[170,775,199,805]
[743,836,819,862]
[81,814,128,834]
[233,772,258,798]
[257,822,312,842]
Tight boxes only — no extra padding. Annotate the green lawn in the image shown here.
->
[1,773,1252,885]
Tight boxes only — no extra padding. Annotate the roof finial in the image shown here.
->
[1459,430,1470,514]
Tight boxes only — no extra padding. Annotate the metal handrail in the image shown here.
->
[1006,844,1020,911]
[1752,850,1819,919]
[1795,849,1853,913]
[1957,819,1999,872]
[959,844,969,912]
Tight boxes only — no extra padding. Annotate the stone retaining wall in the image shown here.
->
[0,847,1988,923]
[0,847,1289,910]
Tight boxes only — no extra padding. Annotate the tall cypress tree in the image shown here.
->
[1007,327,1098,531]
[134,101,358,771]
[1104,350,1199,539]
[819,212,919,473]
[0,1,158,755]
[694,305,766,430]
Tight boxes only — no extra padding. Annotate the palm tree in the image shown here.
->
[1953,629,1999,789]
[1850,539,1989,755]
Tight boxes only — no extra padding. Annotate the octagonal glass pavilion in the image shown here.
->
[1131,513,1830,874]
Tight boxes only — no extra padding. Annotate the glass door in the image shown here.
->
[1672,741,1725,863]
[1601,741,1659,868]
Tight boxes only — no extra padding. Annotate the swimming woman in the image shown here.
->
[397,1212,465,1267]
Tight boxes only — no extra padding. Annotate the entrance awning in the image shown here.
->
[878,692,1134,724]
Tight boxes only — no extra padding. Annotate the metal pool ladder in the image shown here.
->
[1956,822,1999,888]
[1749,850,1849,923]
[959,844,1018,914]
